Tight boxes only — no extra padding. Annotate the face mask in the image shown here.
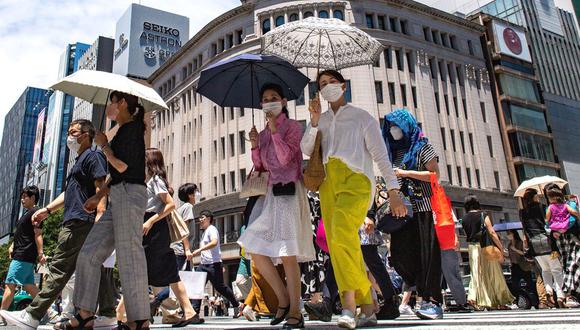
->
[106,103,119,121]
[262,101,283,117]
[195,191,202,199]
[320,83,344,102]
[390,126,404,141]
[66,135,82,154]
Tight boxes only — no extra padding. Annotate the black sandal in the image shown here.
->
[172,314,205,327]
[114,319,149,330]
[270,306,290,326]
[282,316,305,329]
[53,314,96,330]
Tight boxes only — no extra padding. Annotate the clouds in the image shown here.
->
[0,0,239,137]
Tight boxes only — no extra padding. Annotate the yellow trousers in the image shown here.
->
[319,158,372,305]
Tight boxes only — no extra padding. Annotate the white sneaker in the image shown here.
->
[565,297,580,308]
[356,313,377,328]
[399,304,414,315]
[94,316,117,329]
[242,305,256,321]
[337,310,356,329]
[0,310,40,330]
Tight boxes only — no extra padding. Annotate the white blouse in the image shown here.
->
[300,104,400,192]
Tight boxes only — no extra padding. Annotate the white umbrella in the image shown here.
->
[514,175,568,197]
[50,69,168,112]
[261,17,383,70]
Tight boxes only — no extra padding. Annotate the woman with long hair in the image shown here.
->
[506,229,537,307]
[462,195,514,309]
[238,83,315,329]
[116,148,203,326]
[301,70,406,329]
[520,188,564,307]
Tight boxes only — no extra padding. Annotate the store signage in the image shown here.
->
[139,21,183,62]
[114,33,129,59]
[492,20,532,63]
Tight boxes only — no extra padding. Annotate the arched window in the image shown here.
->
[275,15,285,27]
[319,10,329,18]
[333,10,344,20]
[262,19,271,34]
[304,11,314,18]
[289,13,299,22]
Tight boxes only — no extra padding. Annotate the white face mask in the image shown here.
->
[195,191,202,199]
[262,101,283,117]
[320,83,344,102]
[390,127,404,141]
[66,135,82,154]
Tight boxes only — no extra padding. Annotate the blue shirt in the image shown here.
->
[63,147,108,223]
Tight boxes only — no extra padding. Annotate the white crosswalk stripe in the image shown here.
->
[23,308,580,329]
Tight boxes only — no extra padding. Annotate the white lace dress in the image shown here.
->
[238,181,316,265]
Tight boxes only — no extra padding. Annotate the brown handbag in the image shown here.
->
[167,210,190,244]
[303,131,326,191]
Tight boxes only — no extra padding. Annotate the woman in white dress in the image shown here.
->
[238,83,315,329]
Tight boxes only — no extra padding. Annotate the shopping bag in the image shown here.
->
[315,218,329,253]
[167,210,189,244]
[303,131,325,191]
[239,168,269,198]
[171,267,207,299]
[430,173,455,250]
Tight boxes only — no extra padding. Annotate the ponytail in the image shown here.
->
[110,91,147,134]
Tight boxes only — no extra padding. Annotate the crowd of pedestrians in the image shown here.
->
[1,71,579,330]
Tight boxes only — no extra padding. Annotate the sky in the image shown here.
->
[0,0,577,138]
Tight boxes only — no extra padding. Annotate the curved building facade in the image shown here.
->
[148,0,517,278]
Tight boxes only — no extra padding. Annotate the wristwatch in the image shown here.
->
[45,207,52,215]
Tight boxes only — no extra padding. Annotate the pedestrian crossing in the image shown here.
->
[23,308,580,329]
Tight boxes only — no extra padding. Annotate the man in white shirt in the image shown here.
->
[191,210,240,316]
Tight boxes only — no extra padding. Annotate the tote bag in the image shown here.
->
[171,264,208,300]
[430,174,456,250]
[479,212,503,262]
[167,210,190,244]
[303,131,325,191]
[239,168,269,198]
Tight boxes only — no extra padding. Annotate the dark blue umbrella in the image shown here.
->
[197,54,310,120]
[493,221,523,232]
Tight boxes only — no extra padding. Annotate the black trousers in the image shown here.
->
[391,211,442,302]
[361,245,396,302]
[511,263,539,307]
[192,262,239,312]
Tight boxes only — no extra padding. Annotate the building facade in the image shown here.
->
[112,3,189,80]
[38,42,90,205]
[475,14,560,190]
[0,87,50,238]
[148,0,519,278]
[474,0,580,193]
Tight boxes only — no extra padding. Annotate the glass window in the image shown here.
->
[385,48,392,68]
[447,165,453,184]
[469,133,475,154]
[450,129,456,152]
[466,168,472,187]
[366,14,374,29]
[308,82,318,99]
[494,171,500,190]
[480,102,487,122]
[476,169,481,188]
[345,80,352,102]
[389,82,396,105]
[333,10,344,20]
[434,92,440,113]
[509,132,555,162]
[515,164,558,183]
[295,89,305,106]
[406,51,415,73]
[423,26,430,41]
[275,15,285,27]
[401,84,407,107]
[389,17,398,32]
[396,49,403,71]
[460,131,466,153]
[499,74,540,103]
[239,131,246,154]
[289,13,299,22]
[412,86,417,108]
[462,98,468,119]
[457,166,463,186]
[375,81,383,104]
[319,10,329,18]
[262,19,271,34]
[378,15,386,30]
[487,135,494,157]
[444,94,450,115]
[304,11,314,18]
[441,127,447,150]
[401,20,409,35]
[505,104,548,132]
[429,58,437,79]
[468,40,474,55]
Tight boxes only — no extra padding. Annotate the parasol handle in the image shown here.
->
[99,90,111,132]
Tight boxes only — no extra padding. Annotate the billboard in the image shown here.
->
[492,20,532,63]
[32,108,46,164]
[113,3,189,79]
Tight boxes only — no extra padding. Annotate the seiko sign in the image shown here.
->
[114,33,129,59]
[143,22,180,38]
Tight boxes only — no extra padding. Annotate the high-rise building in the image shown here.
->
[39,42,90,205]
[474,14,560,189]
[112,3,189,80]
[148,0,519,278]
[72,36,115,125]
[0,87,50,238]
[473,0,580,193]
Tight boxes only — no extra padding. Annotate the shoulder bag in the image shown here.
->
[479,212,503,262]
[167,210,190,244]
[375,189,414,234]
[303,131,325,192]
[239,167,269,198]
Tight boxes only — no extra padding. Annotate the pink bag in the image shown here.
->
[315,218,329,253]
